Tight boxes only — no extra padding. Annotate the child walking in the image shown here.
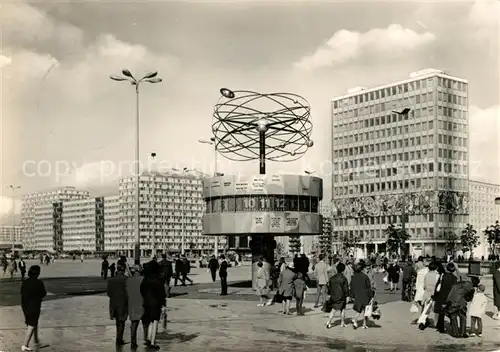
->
[469,284,487,337]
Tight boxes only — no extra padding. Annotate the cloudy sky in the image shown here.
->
[1,0,499,223]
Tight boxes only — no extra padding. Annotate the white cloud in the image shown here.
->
[1,3,84,51]
[467,0,499,47]
[469,105,500,184]
[294,24,436,71]
[0,55,12,68]
[0,196,21,216]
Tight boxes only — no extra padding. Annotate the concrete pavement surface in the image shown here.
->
[1,260,499,351]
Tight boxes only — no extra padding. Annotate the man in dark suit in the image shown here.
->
[208,255,219,282]
[106,264,128,346]
[433,262,458,333]
[219,255,228,296]
[159,253,173,297]
[401,260,416,301]
[174,255,185,286]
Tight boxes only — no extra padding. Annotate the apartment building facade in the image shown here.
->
[22,187,90,251]
[331,69,469,257]
[0,226,22,250]
[118,171,224,257]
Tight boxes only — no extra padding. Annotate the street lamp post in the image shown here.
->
[8,185,20,254]
[110,69,162,265]
[198,137,233,256]
[392,108,411,245]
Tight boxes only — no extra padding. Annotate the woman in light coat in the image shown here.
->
[278,262,297,315]
[126,265,145,349]
[256,261,270,307]
[413,261,428,306]
[423,261,440,303]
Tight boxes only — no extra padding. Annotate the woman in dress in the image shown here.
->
[140,261,166,350]
[293,271,306,316]
[350,262,373,329]
[256,261,270,307]
[127,265,145,349]
[325,262,349,328]
[21,265,47,351]
[387,260,401,291]
[278,262,296,315]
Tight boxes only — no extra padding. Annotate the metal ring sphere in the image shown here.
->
[212,90,313,162]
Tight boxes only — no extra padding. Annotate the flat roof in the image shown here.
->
[332,69,468,102]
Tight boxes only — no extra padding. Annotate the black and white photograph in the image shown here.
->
[1,0,499,351]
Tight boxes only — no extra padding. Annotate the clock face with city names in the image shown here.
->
[205,195,319,213]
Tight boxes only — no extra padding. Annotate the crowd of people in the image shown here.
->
[14,251,500,351]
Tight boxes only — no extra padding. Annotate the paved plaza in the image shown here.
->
[1,260,499,351]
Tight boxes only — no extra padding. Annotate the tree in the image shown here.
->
[444,232,459,256]
[289,235,301,254]
[461,223,479,259]
[341,234,361,257]
[384,223,410,257]
[274,242,286,259]
[484,221,500,256]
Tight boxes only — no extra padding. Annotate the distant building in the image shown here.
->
[22,187,90,251]
[118,171,224,257]
[319,216,333,256]
[103,196,122,252]
[0,226,22,250]
[61,198,104,252]
[469,180,500,258]
[332,69,469,257]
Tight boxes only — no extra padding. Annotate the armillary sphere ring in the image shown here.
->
[212,88,313,162]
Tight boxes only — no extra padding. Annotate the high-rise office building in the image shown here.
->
[331,69,469,257]
[469,180,500,258]
[0,226,22,250]
[22,187,90,251]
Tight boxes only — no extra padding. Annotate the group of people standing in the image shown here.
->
[410,257,499,338]
[1,254,27,279]
[106,259,167,350]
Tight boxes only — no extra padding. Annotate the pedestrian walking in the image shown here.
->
[159,253,173,298]
[106,264,128,346]
[433,262,457,333]
[140,261,165,350]
[314,254,329,308]
[325,262,349,328]
[208,255,219,282]
[1,254,7,275]
[21,265,48,351]
[219,255,228,296]
[101,257,109,280]
[109,263,116,277]
[402,260,416,301]
[127,265,144,349]
[9,258,17,279]
[278,261,296,315]
[181,255,193,285]
[256,261,270,307]
[492,261,500,320]
[350,261,374,329]
[19,258,27,280]
[469,284,487,337]
[173,255,185,286]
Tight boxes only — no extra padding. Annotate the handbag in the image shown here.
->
[274,292,284,303]
[365,299,374,317]
[322,299,333,313]
[410,302,419,313]
[383,274,388,284]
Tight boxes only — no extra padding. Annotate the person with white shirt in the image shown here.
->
[314,254,329,308]
[469,284,488,337]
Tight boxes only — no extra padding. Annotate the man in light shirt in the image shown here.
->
[314,254,329,308]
